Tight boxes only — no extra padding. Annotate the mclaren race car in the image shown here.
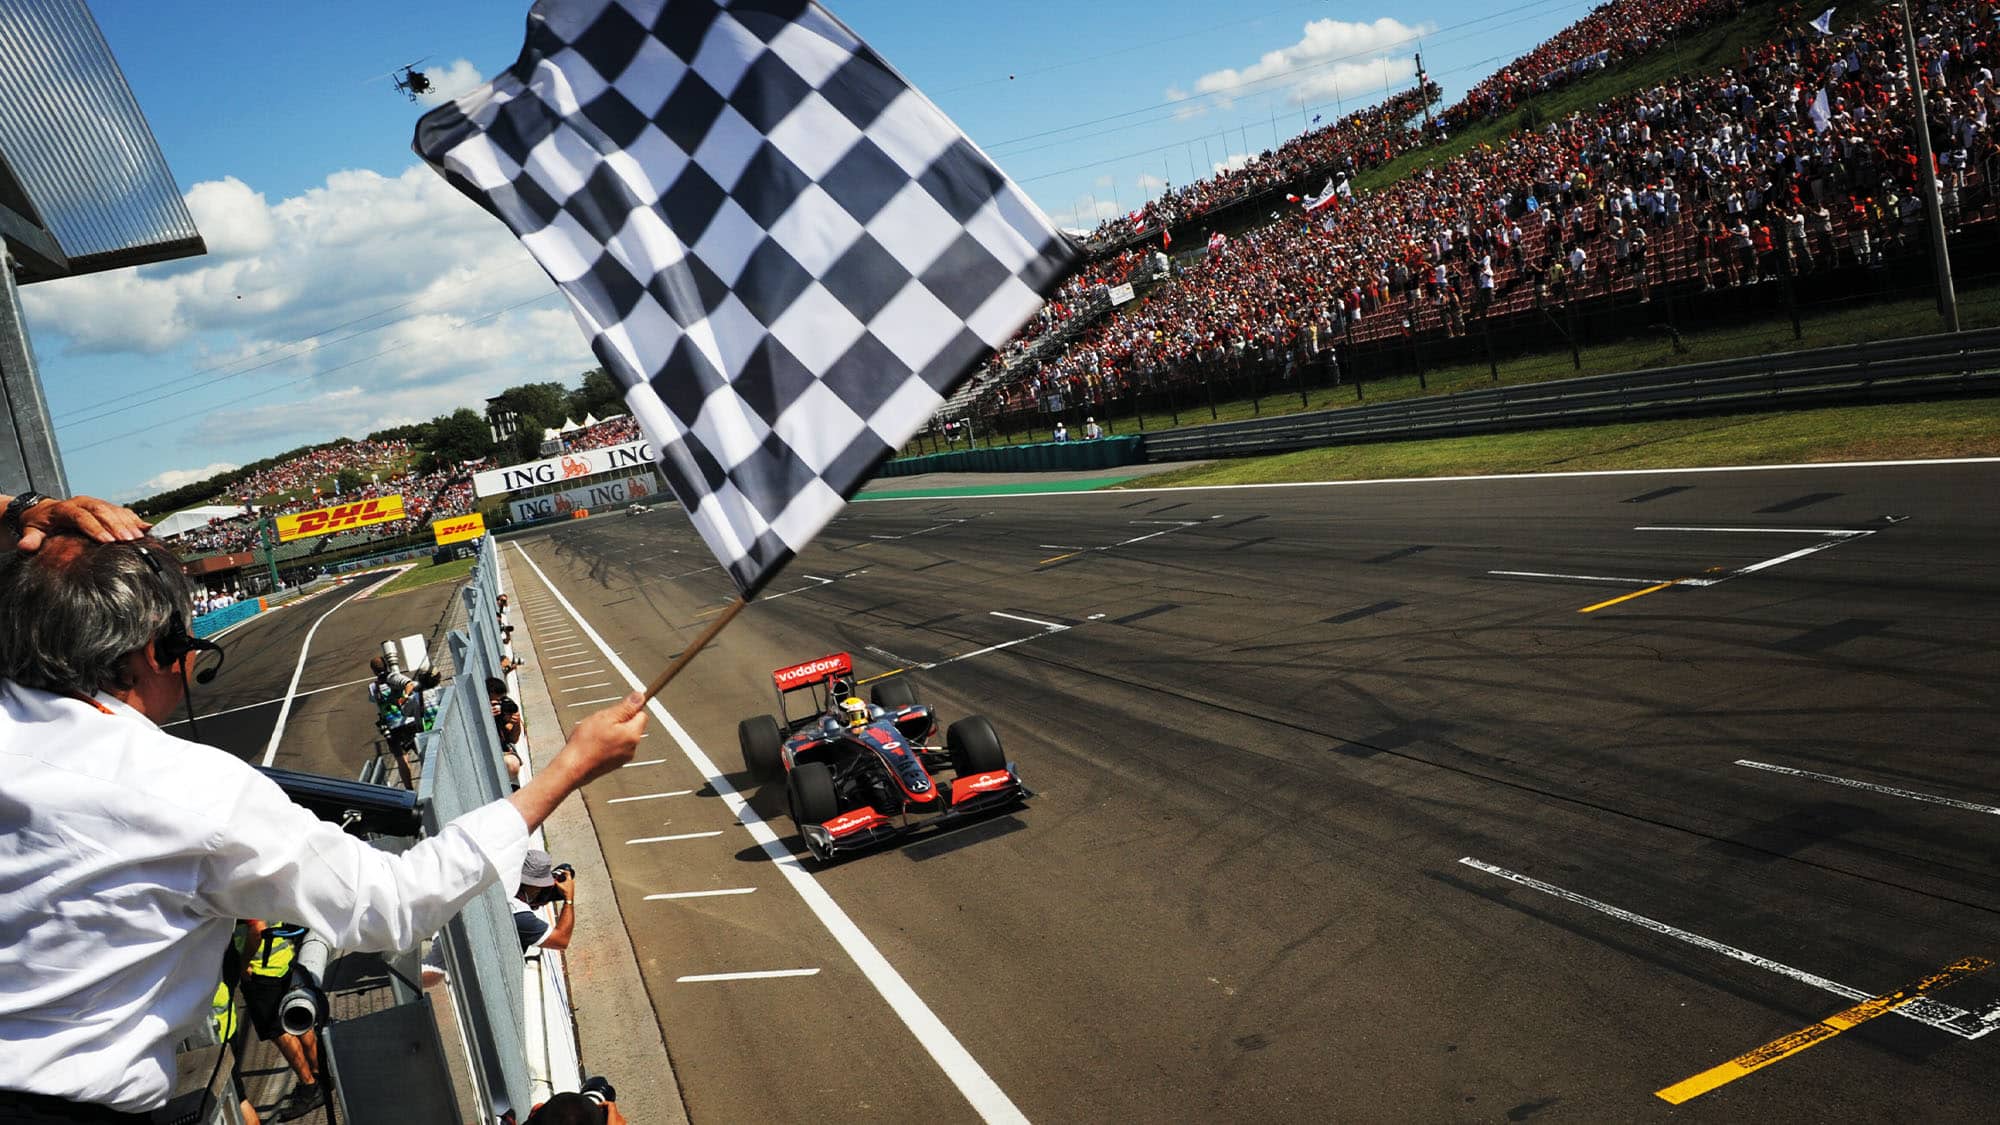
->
[738,652,1029,862]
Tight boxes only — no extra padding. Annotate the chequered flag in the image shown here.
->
[416,0,1077,595]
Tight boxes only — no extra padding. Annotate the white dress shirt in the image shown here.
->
[0,681,529,1112]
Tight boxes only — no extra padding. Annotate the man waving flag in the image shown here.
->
[415,0,1077,596]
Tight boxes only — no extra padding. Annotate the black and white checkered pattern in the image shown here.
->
[415,0,1076,596]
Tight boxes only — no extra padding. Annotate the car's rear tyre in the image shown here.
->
[871,678,917,709]
[738,714,783,779]
[788,761,838,826]
[946,716,1005,776]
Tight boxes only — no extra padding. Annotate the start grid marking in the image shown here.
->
[1458,858,2000,1040]
[1488,522,1891,612]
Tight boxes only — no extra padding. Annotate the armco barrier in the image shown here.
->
[878,434,1143,476]
[191,597,261,638]
[1142,327,2000,462]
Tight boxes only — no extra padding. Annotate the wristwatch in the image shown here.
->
[2,491,50,535]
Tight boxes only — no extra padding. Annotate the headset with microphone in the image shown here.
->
[134,545,226,737]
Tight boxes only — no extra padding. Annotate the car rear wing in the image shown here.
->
[770,653,854,727]
[772,652,853,693]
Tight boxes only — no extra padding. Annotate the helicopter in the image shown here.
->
[389,59,433,101]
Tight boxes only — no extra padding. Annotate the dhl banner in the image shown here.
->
[275,495,407,542]
[432,512,486,545]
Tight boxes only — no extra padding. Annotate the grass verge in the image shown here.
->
[372,557,476,597]
[1121,397,2000,488]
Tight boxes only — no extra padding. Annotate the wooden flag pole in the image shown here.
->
[643,595,749,702]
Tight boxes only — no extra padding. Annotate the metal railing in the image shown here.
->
[415,534,536,1118]
[1141,327,2000,462]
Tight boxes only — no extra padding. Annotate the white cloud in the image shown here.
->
[140,461,239,494]
[414,59,486,107]
[1137,173,1168,193]
[1178,17,1432,110]
[25,162,599,496]
[1212,152,1253,175]
[1050,194,1122,232]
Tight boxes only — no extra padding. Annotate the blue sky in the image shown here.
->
[29,0,1598,501]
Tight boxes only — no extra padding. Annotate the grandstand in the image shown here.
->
[957,0,1993,436]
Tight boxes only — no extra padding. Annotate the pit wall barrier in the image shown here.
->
[876,434,1143,476]
[191,598,263,638]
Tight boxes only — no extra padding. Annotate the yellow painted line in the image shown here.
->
[1038,551,1080,565]
[855,667,908,686]
[1655,956,1990,1105]
[1578,579,1678,614]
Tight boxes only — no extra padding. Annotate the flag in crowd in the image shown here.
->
[1809,87,1832,133]
[1810,6,1836,36]
[1302,177,1340,214]
[415,0,1078,596]
[1206,230,1226,252]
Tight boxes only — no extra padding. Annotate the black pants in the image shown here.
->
[0,1090,151,1125]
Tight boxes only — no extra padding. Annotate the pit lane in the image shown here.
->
[505,460,2000,1122]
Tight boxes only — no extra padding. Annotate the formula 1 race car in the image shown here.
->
[738,652,1029,862]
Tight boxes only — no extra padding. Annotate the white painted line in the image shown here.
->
[1736,760,2000,816]
[1457,857,1991,1039]
[1126,519,1203,526]
[927,627,1067,669]
[261,583,377,767]
[676,968,821,983]
[644,888,757,900]
[1038,544,1087,551]
[566,696,624,707]
[1735,536,1867,576]
[1636,526,1869,536]
[562,682,613,692]
[628,831,724,845]
[1489,570,1675,586]
[989,610,1067,630]
[761,574,843,601]
[865,644,923,668]
[545,645,588,655]
[558,669,606,679]
[606,790,693,804]
[551,660,597,670]
[854,457,2000,504]
[622,758,668,769]
[162,675,373,729]
[513,542,1031,1124]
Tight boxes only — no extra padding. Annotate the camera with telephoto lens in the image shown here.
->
[553,863,576,880]
[579,1075,616,1107]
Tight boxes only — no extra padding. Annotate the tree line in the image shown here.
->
[131,369,626,517]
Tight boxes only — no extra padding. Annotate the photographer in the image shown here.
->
[0,534,648,1122]
[512,850,576,954]
[525,1078,627,1125]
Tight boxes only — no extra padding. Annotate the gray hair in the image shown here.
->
[0,536,193,698]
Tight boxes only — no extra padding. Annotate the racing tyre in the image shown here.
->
[871,678,918,710]
[788,761,838,827]
[738,714,784,779]
[946,716,1005,777]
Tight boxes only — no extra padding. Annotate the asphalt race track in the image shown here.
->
[168,570,463,779]
[489,459,2000,1123]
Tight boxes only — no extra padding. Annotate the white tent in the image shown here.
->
[153,505,255,540]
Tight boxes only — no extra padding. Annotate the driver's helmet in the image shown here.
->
[839,697,870,730]
[827,675,854,701]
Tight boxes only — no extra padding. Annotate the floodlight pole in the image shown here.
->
[1899,0,1959,332]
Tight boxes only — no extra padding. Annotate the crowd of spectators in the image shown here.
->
[1435,0,1747,135]
[165,446,490,556]
[226,439,412,506]
[559,415,641,452]
[988,1,1998,414]
[1081,86,1438,250]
